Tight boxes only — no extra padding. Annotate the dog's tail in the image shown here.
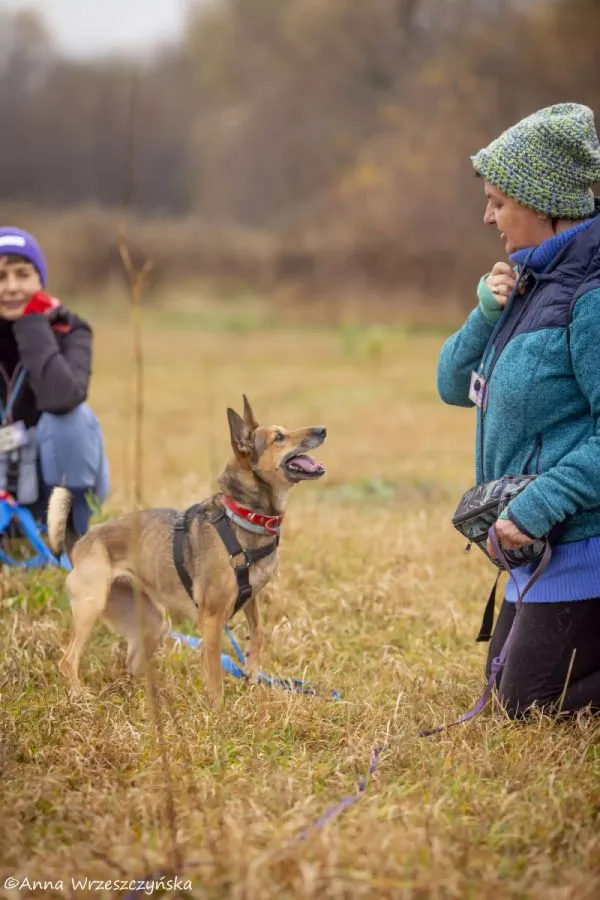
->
[47,486,72,555]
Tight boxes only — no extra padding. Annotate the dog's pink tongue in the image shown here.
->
[289,454,321,473]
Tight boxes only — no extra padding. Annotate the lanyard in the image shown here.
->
[0,364,27,425]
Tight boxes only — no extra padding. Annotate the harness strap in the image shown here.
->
[475,571,501,643]
[173,511,194,599]
[172,506,278,615]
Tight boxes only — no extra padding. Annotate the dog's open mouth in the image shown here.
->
[283,453,326,480]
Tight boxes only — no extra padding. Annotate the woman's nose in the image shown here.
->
[483,203,496,226]
[4,273,19,293]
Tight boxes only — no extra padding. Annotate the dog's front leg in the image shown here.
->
[199,607,224,709]
[242,595,264,685]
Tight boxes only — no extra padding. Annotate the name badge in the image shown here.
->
[469,371,488,410]
[0,420,29,454]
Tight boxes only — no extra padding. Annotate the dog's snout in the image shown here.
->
[312,426,327,440]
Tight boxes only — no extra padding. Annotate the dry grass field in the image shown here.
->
[1,295,599,899]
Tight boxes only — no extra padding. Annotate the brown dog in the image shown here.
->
[48,395,326,707]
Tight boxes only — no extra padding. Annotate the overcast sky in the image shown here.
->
[1,0,190,57]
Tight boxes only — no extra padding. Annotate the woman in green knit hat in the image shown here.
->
[437,103,600,720]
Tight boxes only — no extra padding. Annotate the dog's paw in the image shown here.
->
[206,694,224,712]
[66,684,95,704]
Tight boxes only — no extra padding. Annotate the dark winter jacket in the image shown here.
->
[0,305,92,428]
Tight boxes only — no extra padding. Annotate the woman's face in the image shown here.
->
[0,255,41,320]
[483,181,553,255]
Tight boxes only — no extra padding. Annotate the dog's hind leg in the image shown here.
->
[242,595,264,685]
[59,546,112,696]
[103,579,169,678]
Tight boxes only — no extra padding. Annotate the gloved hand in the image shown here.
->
[22,291,60,317]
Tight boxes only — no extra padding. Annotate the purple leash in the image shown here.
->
[124,745,386,885]
[287,744,385,844]
[289,539,550,852]
[419,525,553,737]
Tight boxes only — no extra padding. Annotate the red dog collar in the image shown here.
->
[222,496,284,535]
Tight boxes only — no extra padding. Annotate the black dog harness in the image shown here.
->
[172,504,279,617]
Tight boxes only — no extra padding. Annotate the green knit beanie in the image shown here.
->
[471,103,600,219]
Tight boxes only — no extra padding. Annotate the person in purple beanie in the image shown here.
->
[0,226,110,550]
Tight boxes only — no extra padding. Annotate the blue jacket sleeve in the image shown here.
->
[507,289,600,537]
[436,306,496,408]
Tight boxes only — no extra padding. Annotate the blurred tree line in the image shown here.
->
[1,0,599,306]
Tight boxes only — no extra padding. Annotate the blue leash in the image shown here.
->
[171,627,341,700]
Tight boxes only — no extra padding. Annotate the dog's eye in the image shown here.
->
[274,431,285,442]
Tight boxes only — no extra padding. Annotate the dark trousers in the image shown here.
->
[486,598,600,718]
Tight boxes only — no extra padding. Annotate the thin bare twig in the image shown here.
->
[117,67,182,877]
[557,648,577,716]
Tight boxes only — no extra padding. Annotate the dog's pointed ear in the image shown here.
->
[227,407,252,457]
[242,394,259,431]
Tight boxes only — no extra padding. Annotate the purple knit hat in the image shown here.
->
[0,227,47,286]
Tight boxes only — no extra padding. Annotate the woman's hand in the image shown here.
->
[485,262,517,307]
[487,518,534,558]
[22,291,59,317]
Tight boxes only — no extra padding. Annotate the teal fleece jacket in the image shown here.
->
[437,213,600,544]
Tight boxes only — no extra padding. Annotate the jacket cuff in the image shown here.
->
[477,274,504,324]
[505,503,545,540]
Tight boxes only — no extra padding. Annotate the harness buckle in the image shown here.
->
[229,549,250,569]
